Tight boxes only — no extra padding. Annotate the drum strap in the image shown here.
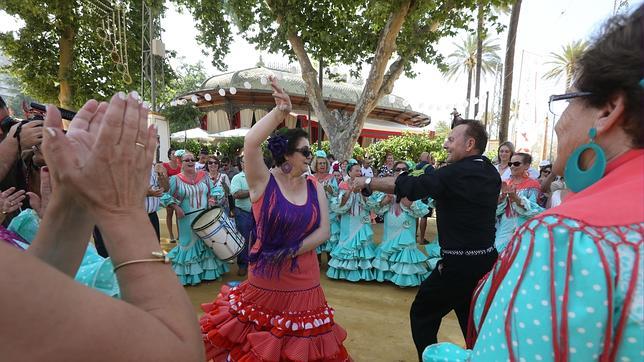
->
[184,208,206,216]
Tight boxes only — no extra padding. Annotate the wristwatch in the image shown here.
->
[361,177,373,197]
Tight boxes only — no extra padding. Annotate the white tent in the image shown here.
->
[210,128,250,140]
[170,128,214,143]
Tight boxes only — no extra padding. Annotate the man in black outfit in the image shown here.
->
[352,119,501,359]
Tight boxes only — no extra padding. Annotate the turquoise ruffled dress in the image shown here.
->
[326,188,378,282]
[424,240,442,273]
[316,177,340,254]
[7,209,120,297]
[161,173,229,285]
[423,215,643,362]
[371,193,430,287]
[495,185,544,253]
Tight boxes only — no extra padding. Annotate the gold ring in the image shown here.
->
[135,142,146,148]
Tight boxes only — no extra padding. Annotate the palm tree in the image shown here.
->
[499,0,522,143]
[542,40,589,90]
[443,34,501,118]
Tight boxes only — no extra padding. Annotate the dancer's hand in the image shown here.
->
[42,92,157,221]
[269,75,292,113]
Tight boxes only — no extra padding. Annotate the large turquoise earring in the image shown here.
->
[564,127,606,193]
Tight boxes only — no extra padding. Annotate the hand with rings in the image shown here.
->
[41,91,156,220]
[0,187,26,221]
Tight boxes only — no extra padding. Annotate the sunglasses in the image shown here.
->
[182,158,196,163]
[295,147,312,158]
[508,161,523,167]
[394,167,408,172]
[541,170,551,174]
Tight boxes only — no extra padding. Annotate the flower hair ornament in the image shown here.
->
[267,134,288,160]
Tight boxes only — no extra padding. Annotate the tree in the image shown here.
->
[159,61,208,133]
[542,40,588,90]
[0,0,172,109]
[442,33,501,118]
[498,0,522,143]
[177,0,511,160]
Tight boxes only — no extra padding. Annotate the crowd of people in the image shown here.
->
[0,5,641,362]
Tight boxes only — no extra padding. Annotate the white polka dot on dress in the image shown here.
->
[542,335,550,342]
[526,338,533,345]
[581,269,589,276]
[534,319,541,326]
[577,327,586,334]
[527,304,533,310]
[586,307,595,313]
[541,300,548,306]
[569,312,576,318]
[535,354,543,360]
[593,284,602,291]
[576,291,584,298]
[627,337,637,344]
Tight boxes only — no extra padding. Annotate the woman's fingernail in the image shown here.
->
[45,127,56,138]
[142,101,150,109]
[130,90,140,100]
[117,91,127,100]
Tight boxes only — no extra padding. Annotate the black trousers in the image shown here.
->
[93,212,161,258]
[410,251,497,360]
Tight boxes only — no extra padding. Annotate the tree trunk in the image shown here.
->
[499,0,522,142]
[269,0,413,159]
[473,1,485,118]
[465,66,473,118]
[57,3,76,109]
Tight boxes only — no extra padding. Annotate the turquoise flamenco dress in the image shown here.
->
[4,209,120,297]
[315,175,340,254]
[326,184,378,282]
[161,171,229,285]
[371,192,430,287]
[494,177,544,253]
[422,150,644,362]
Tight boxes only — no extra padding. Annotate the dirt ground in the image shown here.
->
[158,210,465,362]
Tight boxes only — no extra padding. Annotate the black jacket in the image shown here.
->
[395,155,501,250]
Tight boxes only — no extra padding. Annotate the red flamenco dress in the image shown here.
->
[200,175,351,362]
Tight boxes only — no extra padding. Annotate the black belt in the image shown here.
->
[441,245,496,256]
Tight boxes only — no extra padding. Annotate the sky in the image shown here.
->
[0,0,635,135]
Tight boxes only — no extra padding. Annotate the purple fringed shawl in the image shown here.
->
[248,174,320,278]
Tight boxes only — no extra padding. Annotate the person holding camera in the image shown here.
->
[0,92,204,361]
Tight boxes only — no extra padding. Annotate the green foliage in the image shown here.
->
[161,103,202,133]
[485,148,498,163]
[365,132,447,168]
[216,137,245,161]
[157,61,209,109]
[311,140,365,160]
[442,33,501,80]
[0,0,174,109]
[542,40,588,89]
[170,139,212,156]
[179,0,511,77]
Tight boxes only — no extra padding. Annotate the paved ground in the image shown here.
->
[158,210,465,362]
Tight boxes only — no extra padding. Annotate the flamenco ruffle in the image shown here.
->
[316,217,341,254]
[372,234,429,287]
[326,226,376,282]
[168,239,229,286]
[424,241,442,272]
[75,244,120,298]
[200,283,351,362]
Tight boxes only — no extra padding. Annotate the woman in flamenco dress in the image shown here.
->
[199,76,351,362]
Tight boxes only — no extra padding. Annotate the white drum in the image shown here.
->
[191,207,245,261]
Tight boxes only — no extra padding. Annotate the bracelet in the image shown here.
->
[113,251,169,272]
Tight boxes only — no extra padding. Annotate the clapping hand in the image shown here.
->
[26,167,52,219]
[0,187,25,219]
[42,92,157,220]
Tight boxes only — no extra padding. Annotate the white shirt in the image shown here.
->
[495,164,539,182]
[361,166,374,178]
[145,166,161,213]
[195,162,205,171]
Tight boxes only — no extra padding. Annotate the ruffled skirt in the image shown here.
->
[326,225,376,282]
[200,282,351,362]
[372,233,429,287]
[168,238,229,286]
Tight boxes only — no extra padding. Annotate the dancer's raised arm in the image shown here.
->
[243,76,292,200]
